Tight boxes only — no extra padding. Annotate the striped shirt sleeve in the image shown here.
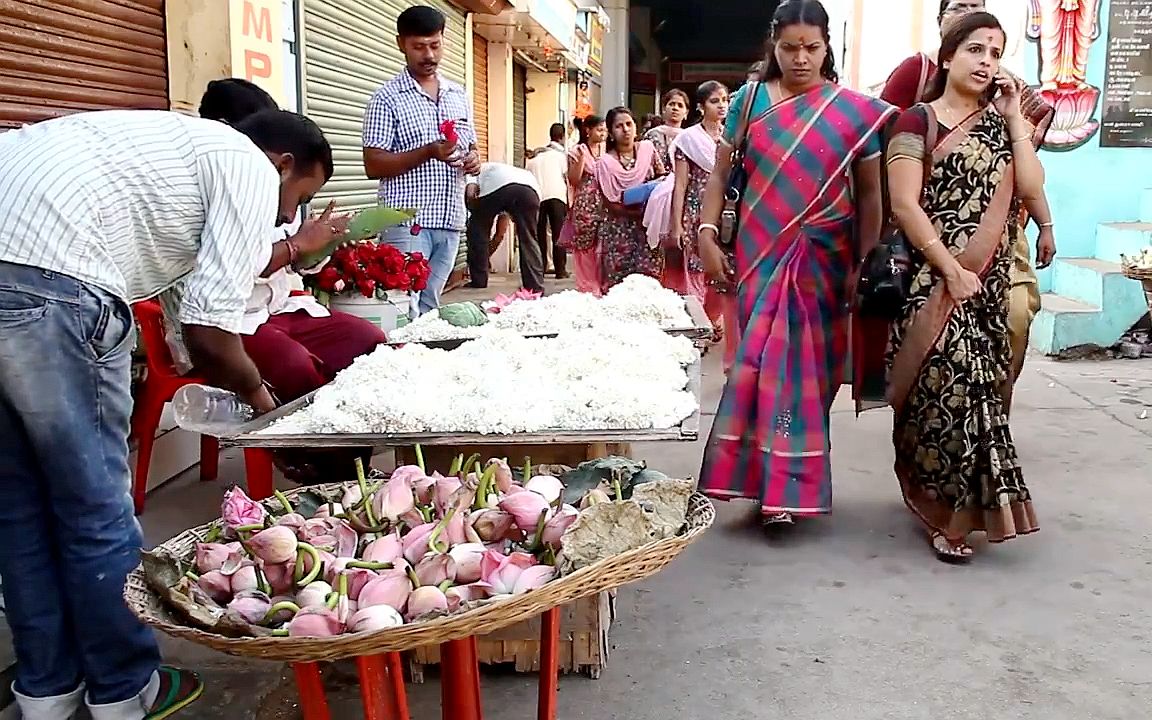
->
[178,150,279,333]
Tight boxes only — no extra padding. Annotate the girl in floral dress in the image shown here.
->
[596,107,665,288]
[644,89,689,172]
[561,115,607,295]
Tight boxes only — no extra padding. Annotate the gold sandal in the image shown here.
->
[930,532,973,564]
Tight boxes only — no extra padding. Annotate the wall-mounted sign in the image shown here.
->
[668,62,749,86]
[588,14,605,76]
[229,0,284,105]
[529,0,578,53]
[1100,0,1152,147]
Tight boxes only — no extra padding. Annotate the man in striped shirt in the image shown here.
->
[0,108,336,720]
[363,5,481,315]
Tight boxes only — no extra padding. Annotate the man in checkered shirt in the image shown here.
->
[363,5,481,315]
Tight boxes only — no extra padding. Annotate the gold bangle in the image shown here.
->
[1038,221,1054,228]
[918,237,941,251]
[1011,137,1031,145]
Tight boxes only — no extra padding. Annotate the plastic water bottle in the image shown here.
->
[172,384,255,435]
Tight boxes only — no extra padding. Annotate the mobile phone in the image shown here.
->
[983,79,1001,105]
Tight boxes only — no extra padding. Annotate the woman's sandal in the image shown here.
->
[930,532,974,564]
[762,511,794,526]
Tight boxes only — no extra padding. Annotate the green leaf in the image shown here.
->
[559,456,658,505]
[293,490,329,519]
[297,206,417,268]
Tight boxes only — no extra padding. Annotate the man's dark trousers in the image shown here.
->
[537,198,568,276]
[466,183,545,292]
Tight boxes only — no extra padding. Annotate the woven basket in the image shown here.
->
[1122,267,1152,312]
[124,485,714,663]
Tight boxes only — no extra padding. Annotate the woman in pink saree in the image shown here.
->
[560,115,607,295]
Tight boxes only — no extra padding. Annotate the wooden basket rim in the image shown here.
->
[124,487,714,662]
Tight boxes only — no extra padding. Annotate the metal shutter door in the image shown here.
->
[0,0,168,129]
[472,34,489,161]
[512,62,527,167]
[301,0,467,212]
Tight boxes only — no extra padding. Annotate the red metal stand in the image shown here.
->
[293,663,331,720]
[243,448,276,501]
[356,655,392,720]
[537,607,561,720]
[440,638,483,720]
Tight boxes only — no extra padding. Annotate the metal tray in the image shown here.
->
[218,359,703,448]
[384,295,713,351]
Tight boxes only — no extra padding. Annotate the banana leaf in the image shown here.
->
[298,205,416,268]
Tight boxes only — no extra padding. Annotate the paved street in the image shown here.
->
[7,290,1149,718]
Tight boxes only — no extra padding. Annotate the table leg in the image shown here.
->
[440,638,483,720]
[538,607,560,720]
[244,448,275,500]
[386,652,411,719]
[292,662,330,720]
[356,655,390,720]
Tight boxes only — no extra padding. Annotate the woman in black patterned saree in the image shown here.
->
[882,12,1046,563]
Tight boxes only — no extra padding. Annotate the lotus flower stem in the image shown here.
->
[523,456,532,485]
[296,543,323,587]
[473,462,498,511]
[271,628,289,637]
[543,546,557,566]
[448,453,464,476]
[256,566,272,595]
[405,565,421,587]
[184,571,199,581]
[234,524,265,535]
[414,444,426,474]
[418,504,433,523]
[326,592,338,610]
[530,508,549,551]
[203,524,223,543]
[355,458,381,525]
[273,490,293,515]
[263,601,301,624]
[437,580,454,593]
[345,561,392,570]
[613,477,623,502]
[339,573,349,599]
[460,453,481,478]
[294,559,304,584]
[427,507,457,554]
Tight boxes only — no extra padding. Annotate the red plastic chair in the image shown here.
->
[130,300,220,515]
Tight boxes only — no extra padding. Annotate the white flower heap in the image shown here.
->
[388,274,694,343]
[263,320,699,436]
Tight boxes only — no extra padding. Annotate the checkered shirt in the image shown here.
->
[363,69,477,232]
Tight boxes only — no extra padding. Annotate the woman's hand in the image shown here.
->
[993,73,1021,119]
[943,265,982,302]
[700,233,734,287]
[1035,225,1057,268]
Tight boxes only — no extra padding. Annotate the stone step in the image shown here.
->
[1050,257,1126,307]
[1095,222,1152,263]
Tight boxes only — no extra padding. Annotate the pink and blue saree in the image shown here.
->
[700,82,896,517]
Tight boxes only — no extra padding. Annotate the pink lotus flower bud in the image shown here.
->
[390,465,428,485]
[579,489,611,510]
[362,532,403,565]
[511,565,555,594]
[348,605,405,633]
[276,512,307,532]
[299,518,359,558]
[434,475,462,514]
[343,569,378,601]
[443,508,468,547]
[296,581,333,608]
[479,550,537,595]
[399,508,426,530]
[230,564,259,595]
[358,571,412,613]
[288,607,344,637]
[194,543,238,574]
[405,586,448,621]
[445,582,492,611]
[487,458,515,494]
[542,505,579,548]
[262,561,298,596]
[470,509,516,543]
[246,526,298,565]
[312,503,345,519]
[414,554,457,587]
[197,570,233,604]
[525,475,563,504]
[221,486,267,532]
[297,548,334,579]
[447,543,486,584]
[413,472,440,505]
[227,590,272,624]
[372,473,416,523]
[402,523,437,564]
[341,485,364,508]
[499,491,550,532]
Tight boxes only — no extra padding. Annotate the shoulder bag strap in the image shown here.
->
[732,81,761,152]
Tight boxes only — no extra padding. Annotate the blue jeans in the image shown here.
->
[0,262,161,711]
[381,226,460,315]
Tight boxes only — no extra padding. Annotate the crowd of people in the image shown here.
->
[0,0,1061,716]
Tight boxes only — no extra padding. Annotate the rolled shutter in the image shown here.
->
[301,0,467,212]
[0,0,168,129]
[512,63,527,167]
[472,34,489,162]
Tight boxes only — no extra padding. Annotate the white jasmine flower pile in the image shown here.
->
[261,321,699,436]
[388,274,694,344]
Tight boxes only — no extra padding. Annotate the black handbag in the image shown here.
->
[856,105,939,318]
[718,82,761,248]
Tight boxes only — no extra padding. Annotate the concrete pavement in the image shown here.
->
[6,287,1150,717]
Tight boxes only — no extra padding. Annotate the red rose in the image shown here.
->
[440,119,459,145]
[316,266,341,291]
[410,223,422,236]
[357,279,376,298]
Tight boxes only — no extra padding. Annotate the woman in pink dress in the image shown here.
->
[560,115,607,294]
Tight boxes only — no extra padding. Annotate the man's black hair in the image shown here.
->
[397,5,446,37]
[549,123,565,142]
[234,110,334,181]
[199,78,277,124]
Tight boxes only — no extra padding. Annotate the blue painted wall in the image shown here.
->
[1022,0,1152,292]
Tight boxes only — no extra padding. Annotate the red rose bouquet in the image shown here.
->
[307,241,431,300]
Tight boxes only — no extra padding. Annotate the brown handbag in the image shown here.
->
[718,81,762,248]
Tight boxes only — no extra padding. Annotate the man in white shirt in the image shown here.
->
[526,123,571,279]
[464,163,544,292]
[0,108,337,720]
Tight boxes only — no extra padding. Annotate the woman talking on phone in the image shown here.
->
[878,12,1045,563]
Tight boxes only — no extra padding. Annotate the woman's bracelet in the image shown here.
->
[699,223,720,235]
[1037,221,1054,228]
[1011,136,1032,145]
[917,237,941,252]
